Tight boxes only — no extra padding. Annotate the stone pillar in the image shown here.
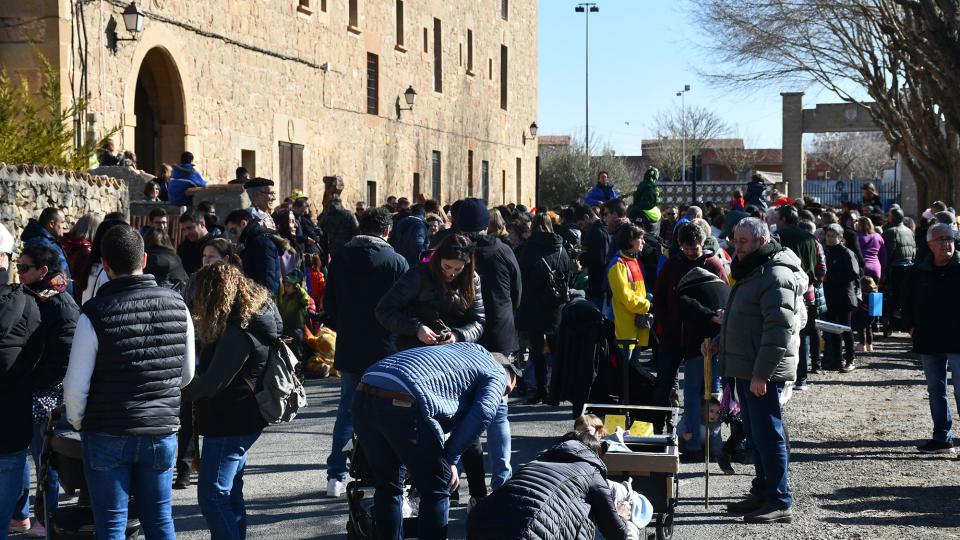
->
[781,92,805,199]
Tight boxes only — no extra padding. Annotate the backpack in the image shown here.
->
[244,337,308,423]
[540,252,570,307]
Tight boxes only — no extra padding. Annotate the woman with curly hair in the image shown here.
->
[182,263,282,539]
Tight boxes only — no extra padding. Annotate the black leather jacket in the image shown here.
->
[376,265,485,350]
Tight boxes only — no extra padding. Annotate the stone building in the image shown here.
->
[0,0,539,207]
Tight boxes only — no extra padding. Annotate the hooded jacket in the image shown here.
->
[516,232,571,334]
[676,267,730,359]
[0,284,42,453]
[902,251,960,354]
[466,439,629,540]
[719,244,808,382]
[376,265,485,350]
[392,211,430,267]
[653,251,728,348]
[469,233,522,354]
[168,163,207,206]
[606,250,651,347]
[325,235,409,373]
[21,219,73,295]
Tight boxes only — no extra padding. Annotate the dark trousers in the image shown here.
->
[353,391,452,540]
[824,306,854,367]
[735,379,792,509]
[177,397,195,476]
[529,333,556,395]
[652,343,684,432]
[798,304,820,380]
[459,439,486,498]
[722,417,746,455]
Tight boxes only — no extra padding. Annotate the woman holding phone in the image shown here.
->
[376,233,485,351]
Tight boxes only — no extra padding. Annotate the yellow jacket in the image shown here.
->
[607,250,651,347]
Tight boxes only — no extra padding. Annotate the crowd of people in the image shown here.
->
[0,159,958,539]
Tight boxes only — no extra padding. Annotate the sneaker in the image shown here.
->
[9,518,30,534]
[726,493,764,515]
[744,504,793,524]
[25,521,46,538]
[326,479,346,497]
[717,452,735,475]
[839,361,856,373]
[917,440,956,454]
[794,381,810,391]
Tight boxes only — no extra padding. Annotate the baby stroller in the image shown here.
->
[345,435,418,540]
[36,407,141,539]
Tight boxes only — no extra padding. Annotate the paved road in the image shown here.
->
[170,378,574,539]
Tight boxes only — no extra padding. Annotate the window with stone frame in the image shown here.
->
[366,52,379,115]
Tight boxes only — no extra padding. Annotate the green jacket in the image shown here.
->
[719,248,808,382]
[276,283,310,334]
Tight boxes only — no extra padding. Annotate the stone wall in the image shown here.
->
[0,163,129,249]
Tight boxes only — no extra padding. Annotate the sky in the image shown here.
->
[536,1,854,155]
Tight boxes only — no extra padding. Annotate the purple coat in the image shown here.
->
[858,232,886,280]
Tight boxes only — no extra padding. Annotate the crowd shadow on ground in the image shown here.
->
[820,485,960,528]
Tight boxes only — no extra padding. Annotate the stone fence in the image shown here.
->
[0,163,129,248]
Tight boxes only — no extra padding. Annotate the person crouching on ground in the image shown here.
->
[466,431,630,540]
[352,343,517,540]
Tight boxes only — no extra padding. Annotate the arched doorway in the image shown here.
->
[134,48,185,175]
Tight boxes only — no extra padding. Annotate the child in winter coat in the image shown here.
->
[276,270,310,358]
[854,276,879,353]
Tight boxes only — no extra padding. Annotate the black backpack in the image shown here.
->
[540,252,570,307]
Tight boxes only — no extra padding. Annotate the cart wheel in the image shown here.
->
[655,512,674,540]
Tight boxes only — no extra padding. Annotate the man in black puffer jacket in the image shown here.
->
[63,225,195,539]
[467,431,629,540]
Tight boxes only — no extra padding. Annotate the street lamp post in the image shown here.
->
[676,84,691,198]
[575,3,599,160]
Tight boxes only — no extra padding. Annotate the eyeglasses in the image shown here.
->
[15,264,36,273]
[930,237,955,244]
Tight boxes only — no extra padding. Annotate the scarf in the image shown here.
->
[730,240,781,282]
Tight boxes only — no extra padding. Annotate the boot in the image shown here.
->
[727,493,765,514]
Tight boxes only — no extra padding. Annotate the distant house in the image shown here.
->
[537,135,572,158]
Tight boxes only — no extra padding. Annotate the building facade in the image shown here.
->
[0,0,539,207]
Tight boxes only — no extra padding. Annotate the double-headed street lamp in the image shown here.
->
[575,3,599,159]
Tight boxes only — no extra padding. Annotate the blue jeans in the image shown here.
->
[353,391,452,540]
[0,449,27,540]
[14,420,61,522]
[82,433,177,540]
[735,379,792,509]
[920,354,960,443]
[680,356,721,451]
[486,402,511,491]
[327,371,360,482]
[197,432,262,540]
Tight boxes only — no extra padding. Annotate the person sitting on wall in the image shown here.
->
[229,166,250,185]
[584,171,619,207]
[168,151,208,207]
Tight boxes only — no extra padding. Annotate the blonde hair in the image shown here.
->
[487,209,507,237]
[191,262,271,343]
[856,216,875,235]
[574,414,606,440]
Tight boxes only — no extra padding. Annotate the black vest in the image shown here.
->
[81,274,188,435]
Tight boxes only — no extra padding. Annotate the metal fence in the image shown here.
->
[803,177,900,210]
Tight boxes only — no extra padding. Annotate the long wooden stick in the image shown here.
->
[703,338,712,508]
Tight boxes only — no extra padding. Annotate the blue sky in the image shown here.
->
[536,1,852,155]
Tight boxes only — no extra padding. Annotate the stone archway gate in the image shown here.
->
[781,92,917,214]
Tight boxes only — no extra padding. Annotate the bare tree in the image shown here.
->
[693,0,960,207]
[713,134,757,181]
[811,132,893,180]
[646,104,729,181]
